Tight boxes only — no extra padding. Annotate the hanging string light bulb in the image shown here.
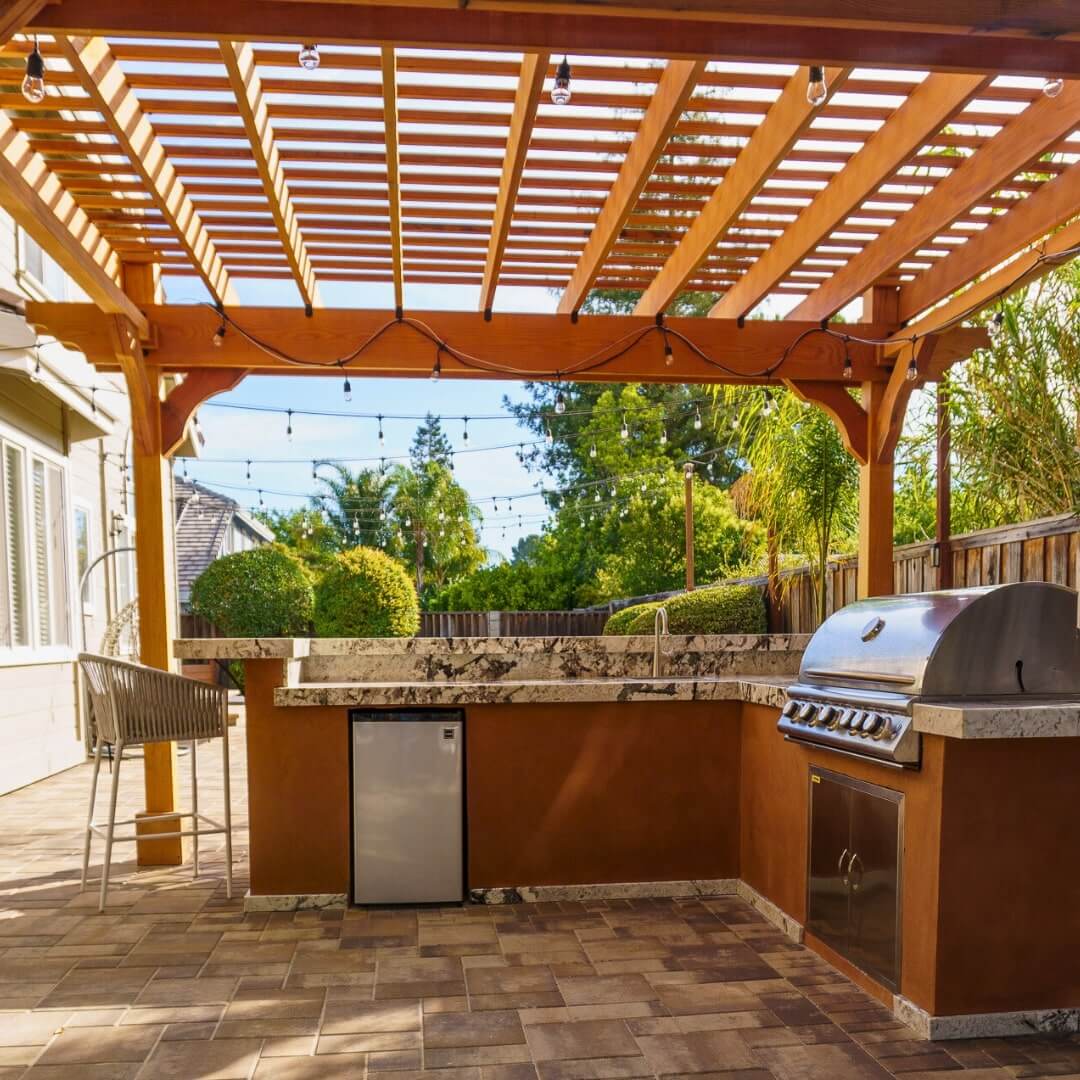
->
[551,56,572,105]
[842,340,853,380]
[660,426,668,446]
[377,415,385,447]
[761,389,774,417]
[245,460,252,483]
[906,354,919,382]
[545,424,554,447]
[430,353,441,381]
[806,65,828,107]
[1043,76,1064,98]
[286,409,294,441]
[462,417,469,446]
[298,44,321,70]
[589,443,597,459]
[693,408,703,431]
[988,309,1006,341]
[554,388,566,414]
[343,376,352,402]
[620,414,630,440]
[21,38,45,103]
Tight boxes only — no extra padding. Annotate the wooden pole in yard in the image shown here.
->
[684,462,695,591]
[936,377,953,589]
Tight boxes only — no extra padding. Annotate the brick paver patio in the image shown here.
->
[1,718,1078,1078]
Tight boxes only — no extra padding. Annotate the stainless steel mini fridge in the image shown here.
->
[350,710,464,905]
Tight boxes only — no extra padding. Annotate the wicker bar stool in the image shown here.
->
[78,654,234,912]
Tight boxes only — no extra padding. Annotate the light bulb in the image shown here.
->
[298,44,320,70]
[554,390,566,414]
[842,352,853,380]
[343,377,352,402]
[664,341,674,366]
[619,418,629,440]
[906,360,918,382]
[762,390,774,417]
[989,310,1005,341]
[693,409,702,431]
[212,324,225,347]
[660,428,668,446]
[551,56,572,105]
[21,40,45,104]
[1043,77,1064,99]
[286,410,293,441]
[807,65,828,107]
[430,356,441,381]
[589,443,597,459]
[545,426,554,447]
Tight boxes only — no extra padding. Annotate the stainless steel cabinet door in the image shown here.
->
[848,783,901,989]
[807,771,852,955]
[352,715,464,905]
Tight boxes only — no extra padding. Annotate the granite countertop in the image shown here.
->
[273,675,790,709]
[912,699,1080,739]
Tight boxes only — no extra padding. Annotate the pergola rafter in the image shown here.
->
[56,35,235,308]
[381,45,404,312]
[219,40,319,310]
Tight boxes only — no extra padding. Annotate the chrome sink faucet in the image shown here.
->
[653,606,670,677]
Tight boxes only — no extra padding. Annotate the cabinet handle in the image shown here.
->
[848,852,864,892]
[839,847,849,887]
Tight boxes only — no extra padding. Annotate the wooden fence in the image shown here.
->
[760,512,1080,635]
[420,610,609,638]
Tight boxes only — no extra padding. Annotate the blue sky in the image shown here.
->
[170,276,566,561]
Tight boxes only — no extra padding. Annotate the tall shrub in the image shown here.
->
[314,547,420,638]
[189,545,314,637]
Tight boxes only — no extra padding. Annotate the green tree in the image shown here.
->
[410,412,453,469]
[314,464,395,549]
[724,386,858,622]
[254,507,339,573]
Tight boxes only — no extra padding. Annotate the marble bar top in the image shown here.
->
[274,675,790,709]
[911,699,1080,739]
[175,637,311,659]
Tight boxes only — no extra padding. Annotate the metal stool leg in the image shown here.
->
[99,740,124,913]
[221,716,233,901]
[190,739,200,881]
[81,741,104,890]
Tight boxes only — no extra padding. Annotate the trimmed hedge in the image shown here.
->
[604,584,766,636]
[602,600,662,636]
[189,545,314,637]
[314,546,420,638]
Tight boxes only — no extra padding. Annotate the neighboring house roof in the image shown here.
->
[175,477,275,603]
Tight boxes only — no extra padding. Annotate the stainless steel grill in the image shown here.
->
[779,582,1080,767]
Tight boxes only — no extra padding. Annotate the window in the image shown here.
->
[73,503,94,612]
[18,227,69,301]
[0,435,71,652]
[115,523,135,610]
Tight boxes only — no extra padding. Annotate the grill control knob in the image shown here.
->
[797,702,816,724]
[847,710,864,732]
[781,700,799,719]
[873,715,894,740]
[837,709,853,729]
[818,705,837,728]
[862,712,883,736]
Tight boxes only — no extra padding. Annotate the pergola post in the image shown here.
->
[858,379,896,599]
[123,264,184,866]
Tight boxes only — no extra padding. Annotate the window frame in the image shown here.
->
[0,420,76,666]
[73,498,96,616]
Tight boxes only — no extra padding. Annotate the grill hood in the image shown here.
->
[798,582,1080,700]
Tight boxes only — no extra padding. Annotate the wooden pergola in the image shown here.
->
[2,0,1078,861]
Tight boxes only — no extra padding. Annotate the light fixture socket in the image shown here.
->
[551,56,572,105]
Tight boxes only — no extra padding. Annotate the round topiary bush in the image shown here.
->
[313,546,420,638]
[620,585,766,636]
[189,544,314,637]
[602,600,662,635]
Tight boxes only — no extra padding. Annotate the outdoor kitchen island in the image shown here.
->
[176,628,1080,1041]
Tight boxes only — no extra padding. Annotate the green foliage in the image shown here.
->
[606,585,766,636]
[723,386,858,621]
[313,546,420,638]
[254,508,339,574]
[602,601,662,635]
[189,545,314,637]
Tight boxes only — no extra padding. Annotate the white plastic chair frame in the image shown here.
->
[78,653,233,912]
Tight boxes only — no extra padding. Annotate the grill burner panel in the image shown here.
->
[781,582,1080,768]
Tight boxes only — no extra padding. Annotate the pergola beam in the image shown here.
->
[26,2,1080,78]
[479,52,548,316]
[0,0,49,44]
[710,72,990,321]
[381,46,404,311]
[57,35,235,308]
[635,65,849,317]
[897,160,1080,325]
[0,110,147,335]
[789,80,1080,323]
[27,301,987,384]
[219,41,318,310]
[558,58,707,315]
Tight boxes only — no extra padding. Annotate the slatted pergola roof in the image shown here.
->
[2,4,1078,331]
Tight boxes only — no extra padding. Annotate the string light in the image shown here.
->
[589,443,597,459]
[761,389,774,417]
[285,409,294,441]
[906,354,919,382]
[343,377,352,402]
[660,427,668,446]
[988,309,1006,341]
[544,424,554,447]
[551,56,572,105]
[246,460,252,483]
[1043,77,1064,98]
[377,415,385,447]
[619,414,630,440]
[430,354,441,381]
[693,408,703,431]
[21,38,45,104]
[554,388,566,414]
[462,417,469,446]
[298,44,321,70]
[807,65,828,107]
